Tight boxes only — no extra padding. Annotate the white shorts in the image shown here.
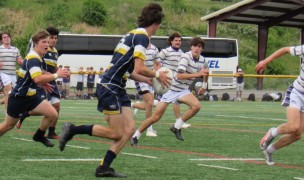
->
[282,85,304,112]
[236,82,244,91]
[160,89,190,104]
[0,73,16,87]
[135,81,154,94]
[49,96,60,105]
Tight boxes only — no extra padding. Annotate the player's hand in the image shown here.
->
[157,70,171,88]
[255,60,267,74]
[199,68,209,77]
[145,78,153,86]
[39,83,54,93]
[57,68,70,78]
[17,57,23,65]
[197,88,206,95]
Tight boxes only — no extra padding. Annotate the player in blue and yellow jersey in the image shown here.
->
[59,3,170,178]
[0,30,69,147]
[16,27,62,139]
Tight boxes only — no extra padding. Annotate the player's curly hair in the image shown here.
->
[137,3,165,28]
[167,32,182,45]
[46,26,59,36]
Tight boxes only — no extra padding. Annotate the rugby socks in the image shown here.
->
[271,127,279,137]
[133,129,142,139]
[147,125,153,131]
[34,128,46,138]
[267,144,276,154]
[48,127,55,133]
[174,118,184,129]
[71,125,94,136]
[100,150,116,168]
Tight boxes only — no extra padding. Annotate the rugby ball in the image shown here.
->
[153,67,173,95]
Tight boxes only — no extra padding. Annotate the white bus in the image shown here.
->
[55,34,238,89]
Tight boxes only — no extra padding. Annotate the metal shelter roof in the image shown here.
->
[200,0,304,90]
[201,0,304,29]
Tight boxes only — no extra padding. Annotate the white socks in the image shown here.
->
[147,125,153,131]
[133,130,142,139]
[174,118,184,129]
[271,128,279,137]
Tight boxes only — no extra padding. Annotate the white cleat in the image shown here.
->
[262,149,275,165]
[146,130,157,137]
[181,123,191,129]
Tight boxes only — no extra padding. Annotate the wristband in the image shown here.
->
[53,73,58,80]
[202,82,207,89]
[155,71,160,78]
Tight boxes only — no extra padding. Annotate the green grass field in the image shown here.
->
[1,99,304,179]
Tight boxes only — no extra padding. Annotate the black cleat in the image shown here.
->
[170,125,184,141]
[47,132,59,139]
[33,135,54,147]
[130,137,138,146]
[95,166,127,178]
[59,122,75,151]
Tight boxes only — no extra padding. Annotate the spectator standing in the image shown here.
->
[62,66,71,98]
[87,67,95,99]
[76,67,85,98]
[0,32,23,109]
[236,68,244,101]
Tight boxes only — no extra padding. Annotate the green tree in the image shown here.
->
[82,0,107,26]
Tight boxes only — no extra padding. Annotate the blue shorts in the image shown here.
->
[7,94,44,118]
[96,84,131,115]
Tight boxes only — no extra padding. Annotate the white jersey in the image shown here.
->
[145,44,159,70]
[170,51,208,92]
[0,45,21,76]
[290,45,304,92]
[157,46,183,74]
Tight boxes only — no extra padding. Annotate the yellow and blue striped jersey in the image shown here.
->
[11,51,44,97]
[100,28,149,88]
[44,47,58,74]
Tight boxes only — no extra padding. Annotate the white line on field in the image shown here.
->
[66,145,91,149]
[22,158,100,162]
[12,137,90,149]
[216,115,285,121]
[12,137,33,142]
[189,158,263,161]
[122,152,157,159]
[294,177,304,180]
[197,164,239,171]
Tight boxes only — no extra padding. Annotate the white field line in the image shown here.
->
[294,177,304,180]
[197,164,239,171]
[12,137,90,149]
[189,158,263,161]
[66,145,91,149]
[22,158,100,162]
[216,114,285,121]
[12,137,33,142]
[122,152,158,159]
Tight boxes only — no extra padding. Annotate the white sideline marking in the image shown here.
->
[122,152,157,159]
[22,158,100,162]
[66,145,91,149]
[197,164,239,171]
[189,158,263,161]
[12,137,33,142]
[216,115,285,121]
[294,177,304,180]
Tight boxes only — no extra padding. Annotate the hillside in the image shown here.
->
[0,0,301,89]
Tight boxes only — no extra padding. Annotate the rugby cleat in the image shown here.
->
[33,135,54,147]
[95,166,127,178]
[260,127,275,151]
[170,125,184,141]
[130,137,138,146]
[59,122,75,151]
[262,149,275,165]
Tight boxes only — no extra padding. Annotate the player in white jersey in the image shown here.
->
[0,32,23,109]
[256,44,304,166]
[132,43,161,137]
[157,32,191,129]
[131,37,209,145]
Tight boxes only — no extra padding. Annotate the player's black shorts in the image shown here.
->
[7,94,44,118]
[96,84,131,115]
[76,82,84,91]
[87,82,94,89]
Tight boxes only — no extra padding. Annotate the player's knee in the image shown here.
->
[111,130,123,140]
[191,103,201,112]
[151,114,161,123]
[289,125,301,134]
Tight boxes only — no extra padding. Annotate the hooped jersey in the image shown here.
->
[100,28,149,88]
[11,51,44,97]
[43,47,58,74]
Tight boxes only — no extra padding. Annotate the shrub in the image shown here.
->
[82,0,107,26]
